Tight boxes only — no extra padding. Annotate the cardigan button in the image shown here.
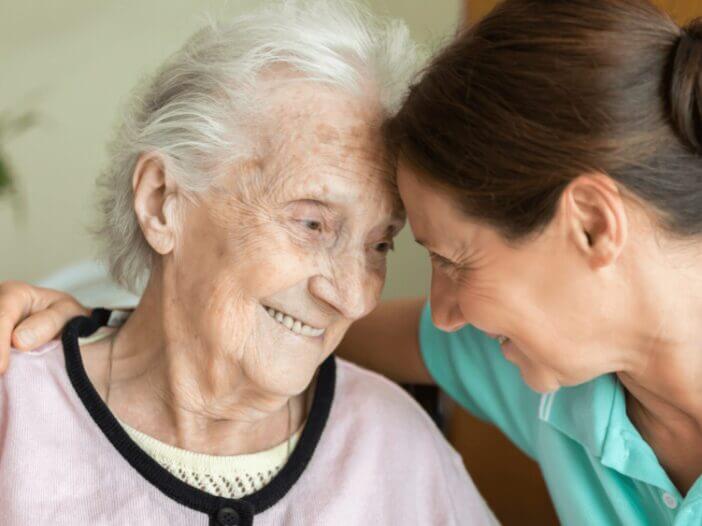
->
[217,507,240,526]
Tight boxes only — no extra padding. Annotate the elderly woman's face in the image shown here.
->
[169,84,402,396]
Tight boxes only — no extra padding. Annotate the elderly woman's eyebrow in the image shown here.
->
[387,216,406,233]
[286,197,336,211]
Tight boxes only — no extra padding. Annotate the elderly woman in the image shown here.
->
[8,0,702,524]
[0,3,496,526]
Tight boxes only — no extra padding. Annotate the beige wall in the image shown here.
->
[0,0,460,298]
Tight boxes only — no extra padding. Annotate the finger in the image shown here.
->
[24,284,77,313]
[0,317,12,374]
[12,299,90,350]
[0,281,34,374]
[0,348,8,374]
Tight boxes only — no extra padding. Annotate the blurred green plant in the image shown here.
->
[0,111,38,199]
[0,155,11,197]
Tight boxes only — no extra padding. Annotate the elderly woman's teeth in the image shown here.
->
[496,335,509,345]
[265,307,325,337]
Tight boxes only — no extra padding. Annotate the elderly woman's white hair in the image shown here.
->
[97,0,421,292]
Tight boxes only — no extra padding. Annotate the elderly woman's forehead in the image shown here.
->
[261,81,384,139]
[208,81,397,203]
[254,91,392,177]
[208,149,401,225]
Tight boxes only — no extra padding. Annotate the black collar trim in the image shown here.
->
[62,309,336,521]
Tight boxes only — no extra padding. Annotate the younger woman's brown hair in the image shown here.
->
[387,0,702,239]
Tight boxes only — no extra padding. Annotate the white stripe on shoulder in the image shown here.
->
[538,391,557,421]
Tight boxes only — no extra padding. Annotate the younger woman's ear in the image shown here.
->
[560,173,628,268]
[132,153,179,255]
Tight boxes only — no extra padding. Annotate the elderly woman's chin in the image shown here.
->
[179,301,338,398]
[239,302,348,396]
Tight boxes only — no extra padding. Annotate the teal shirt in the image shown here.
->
[419,303,702,525]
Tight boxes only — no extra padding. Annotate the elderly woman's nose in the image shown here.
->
[430,271,465,333]
[308,260,375,320]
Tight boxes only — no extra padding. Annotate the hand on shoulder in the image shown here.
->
[0,281,89,373]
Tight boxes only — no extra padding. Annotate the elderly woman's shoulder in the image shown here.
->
[1,340,68,413]
[3,326,113,386]
[5,340,65,375]
[333,358,447,440]
[327,358,498,524]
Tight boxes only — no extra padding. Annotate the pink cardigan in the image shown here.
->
[0,312,495,526]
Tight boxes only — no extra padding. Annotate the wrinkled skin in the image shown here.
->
[158,81,403,406]
[2,81,404,456]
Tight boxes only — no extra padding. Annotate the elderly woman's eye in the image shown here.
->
[375,241,394,253]
[302,220,322,232]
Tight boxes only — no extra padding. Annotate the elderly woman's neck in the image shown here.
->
[90,279,309,455]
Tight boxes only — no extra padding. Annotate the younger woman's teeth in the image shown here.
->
[265,307,325,337]
[496,335,509,345]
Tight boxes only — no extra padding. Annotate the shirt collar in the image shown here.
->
[538,373,677,493]
[538,373,615,457]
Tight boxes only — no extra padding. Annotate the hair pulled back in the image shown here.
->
[671,17,702,152]
[388,0,702,239]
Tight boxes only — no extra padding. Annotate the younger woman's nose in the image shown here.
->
[430,272,465,332]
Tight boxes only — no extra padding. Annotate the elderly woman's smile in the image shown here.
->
[262,305,326,338]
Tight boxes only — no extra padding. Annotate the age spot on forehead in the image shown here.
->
[314,123,341,145]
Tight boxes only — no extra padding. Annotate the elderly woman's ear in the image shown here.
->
[132,153,181,255]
